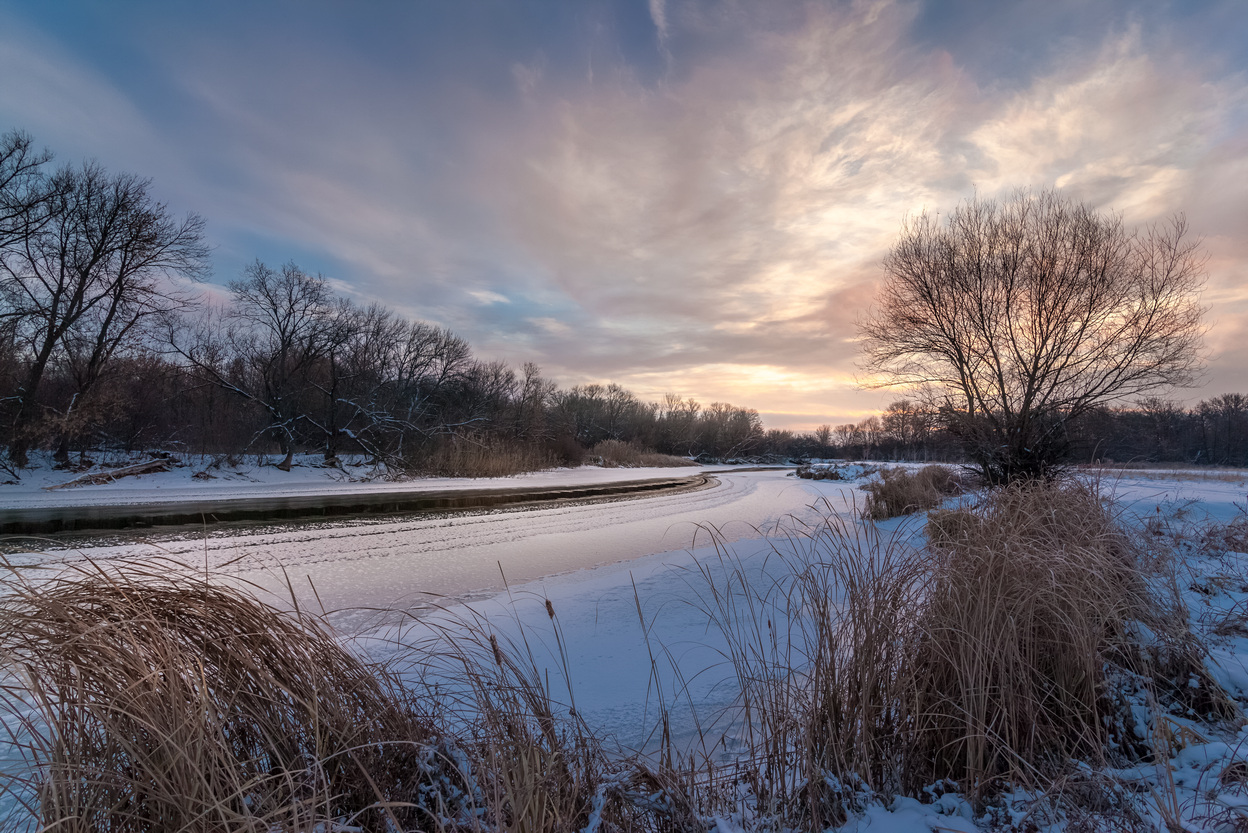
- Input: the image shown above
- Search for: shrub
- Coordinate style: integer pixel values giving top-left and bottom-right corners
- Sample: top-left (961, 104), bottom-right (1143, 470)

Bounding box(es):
top-left (545, 433), bottom-right (587, 467)
top-left (0, 563), bottom-right (459, 832)
top-left (860, 464), bottom-right (965, 520)
top-left (912, 482), bottom-right (1148, 795)
top-left (700, 482), bottom-right (1217, 812)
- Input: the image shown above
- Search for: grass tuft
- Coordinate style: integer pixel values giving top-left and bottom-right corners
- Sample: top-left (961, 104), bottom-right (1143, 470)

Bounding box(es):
top-left (860, 464), bottom-right (967, 519)
top-left (912, 482), bottom-right (1147, 794)
top-left (0, 562), bottom-right (459, 833)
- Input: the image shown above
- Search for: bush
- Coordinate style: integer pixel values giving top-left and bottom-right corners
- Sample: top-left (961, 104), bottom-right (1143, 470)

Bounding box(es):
top-left (701, 481), bottom-right (1217, 813)
top-left (912, 482), bottom-right (1147, 794)
top-left (0, 563), bottom-right (458, 832)
top-left (545, 433), bottom-right (587, 467)
top-left (860, 464), bottom-right (965, 519)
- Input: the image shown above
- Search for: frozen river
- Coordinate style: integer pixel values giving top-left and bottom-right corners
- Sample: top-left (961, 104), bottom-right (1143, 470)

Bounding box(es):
top-left (5, 467), bottom-right (861, 751)
top-left (5, 468), bottom-right (846, 627)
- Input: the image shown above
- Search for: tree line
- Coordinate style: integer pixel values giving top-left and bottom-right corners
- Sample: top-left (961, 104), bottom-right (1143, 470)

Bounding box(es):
top-left (818, 395), bottom-right (1248, 468)
top-left (1, 130), bottom-right (772, 473)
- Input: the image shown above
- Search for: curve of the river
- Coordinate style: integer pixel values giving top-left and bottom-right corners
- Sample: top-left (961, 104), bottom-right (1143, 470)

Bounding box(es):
top-left (5, 469), bottom-right (852, 633)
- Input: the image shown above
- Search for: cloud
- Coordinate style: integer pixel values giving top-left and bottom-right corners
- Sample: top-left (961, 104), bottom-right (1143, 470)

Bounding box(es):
top-left (469, 290), bottom-right (511, 305)
top-left (649, 0), bottom-right (670, 58)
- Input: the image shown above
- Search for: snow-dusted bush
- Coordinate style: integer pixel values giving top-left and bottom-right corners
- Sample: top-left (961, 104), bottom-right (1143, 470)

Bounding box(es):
top-left (860, 464), bottom-right (967, 519)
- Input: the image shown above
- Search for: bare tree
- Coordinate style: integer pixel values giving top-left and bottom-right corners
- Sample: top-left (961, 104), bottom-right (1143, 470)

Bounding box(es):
top-left (859, 189), bottom-right (1206, 483)
top-left (173, 261), bottom-right (332, 469)
top-left (0, 130), bottom-right (57, 249)
top-left (880, 399), bottom-right (934, 459)
top-left (813, 423), bottom-right (833, 456)
top-left (2, 159), bottom-right (207, 466)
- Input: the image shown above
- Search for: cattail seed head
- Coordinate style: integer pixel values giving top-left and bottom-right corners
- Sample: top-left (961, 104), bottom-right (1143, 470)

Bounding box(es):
top-left (489, 633), bottom-right (503, 666)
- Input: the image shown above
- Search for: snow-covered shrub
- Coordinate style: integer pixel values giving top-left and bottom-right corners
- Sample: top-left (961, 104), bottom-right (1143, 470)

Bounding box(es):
top-left (860, 464), bottom-right (966, 519)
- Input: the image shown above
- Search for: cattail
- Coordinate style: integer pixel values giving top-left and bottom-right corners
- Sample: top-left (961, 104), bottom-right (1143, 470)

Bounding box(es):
top-left (489, 633), bottom-right (503, 666)
top-left (545, 598), bottom-right (555, 619)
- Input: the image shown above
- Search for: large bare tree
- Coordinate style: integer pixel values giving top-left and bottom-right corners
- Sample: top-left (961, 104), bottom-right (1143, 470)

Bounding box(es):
top-left (1, 157), bottom-right (208, 466)
top-left (859, 189), bottom-right (1206, 483)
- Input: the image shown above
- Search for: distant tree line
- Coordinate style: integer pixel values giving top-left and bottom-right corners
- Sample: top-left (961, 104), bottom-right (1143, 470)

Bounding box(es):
top-left (815, 396), bottom-right (1248, 468)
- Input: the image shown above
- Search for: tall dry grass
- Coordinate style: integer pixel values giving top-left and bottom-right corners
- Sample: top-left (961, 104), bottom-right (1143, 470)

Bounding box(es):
top-left (0, 562), bottom-right (463, 833)
top-left (913, 483), bottom-right (1147, 794)
top-left (418, 438), bottom-right (556, 478)
top-left (589, 440), bottom-right (694, 469)
top-left (0, 481), bottom-right (1230, 831)
top-left (386, 597), bottom-right (614, 833)
top-left (679, 510), bottom-right (929, 827)
top-left (860, 464), bottom-right (966, 520)
top-left (0, 561), bottom-right (653, 833)
top-left (684, 482), bottom-right (1219, 820)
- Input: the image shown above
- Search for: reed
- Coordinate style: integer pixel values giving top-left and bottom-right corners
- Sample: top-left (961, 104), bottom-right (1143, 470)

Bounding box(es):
top-left (0, 481), bottom-right (1232, 831)
top-left (0, 560), bottom-right (459, 833)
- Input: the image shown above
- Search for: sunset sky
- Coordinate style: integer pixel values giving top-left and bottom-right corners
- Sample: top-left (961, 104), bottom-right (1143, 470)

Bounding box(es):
top-left (1, 0), bottom-right (1244, 430)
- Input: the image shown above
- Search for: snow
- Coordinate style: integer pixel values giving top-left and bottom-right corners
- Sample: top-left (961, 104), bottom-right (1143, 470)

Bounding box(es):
top-left (2, 466), bottom-right (846, 629)
top-left (4, 463), bottom-right (1248, 832)
top-left (0, 452), bottom-right (720, 510)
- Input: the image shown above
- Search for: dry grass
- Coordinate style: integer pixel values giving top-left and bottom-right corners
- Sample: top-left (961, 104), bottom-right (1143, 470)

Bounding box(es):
top-left (418, 438), bottom-right (556, 478)
top-left (0, 561), bottom-right (460, 832)
top-left (589, 440), bottom-right (695, 469)
top-left (860, 464), bottom-right (967, 520)
top-left (385, 598), bottom-right (609, 833)
top-left (913, 483), bottom-right (1148, 795)
top-left (0, 562), bottom-right (656, 833)
top-left (682, 509), bottom-right (929, 826)
top-left (685, 482), bottom-right (1220, 818)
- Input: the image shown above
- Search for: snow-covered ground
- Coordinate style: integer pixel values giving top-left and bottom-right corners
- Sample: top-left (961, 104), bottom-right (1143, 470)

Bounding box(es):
top-left (369, 469), bottom-right (1248, 735)
top-left (0, 452), bottom-right (718, 510)
top-left (4, 463), bottom-right (1248, 831)
top-left (359, 467), bottom-right (1248, 831)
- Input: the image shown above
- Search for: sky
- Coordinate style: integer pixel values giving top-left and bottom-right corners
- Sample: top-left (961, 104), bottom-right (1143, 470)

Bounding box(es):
top-left (1, 0), bottom-right (1245, 431)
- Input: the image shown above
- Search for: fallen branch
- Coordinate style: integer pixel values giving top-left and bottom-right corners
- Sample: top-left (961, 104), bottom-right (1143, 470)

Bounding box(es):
top-left (42, 458), bottom-right (171, 491)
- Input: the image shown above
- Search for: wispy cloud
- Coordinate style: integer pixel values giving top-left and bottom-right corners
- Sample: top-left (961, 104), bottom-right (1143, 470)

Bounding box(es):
top-left (649, 0), bottom-right (671, 60)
